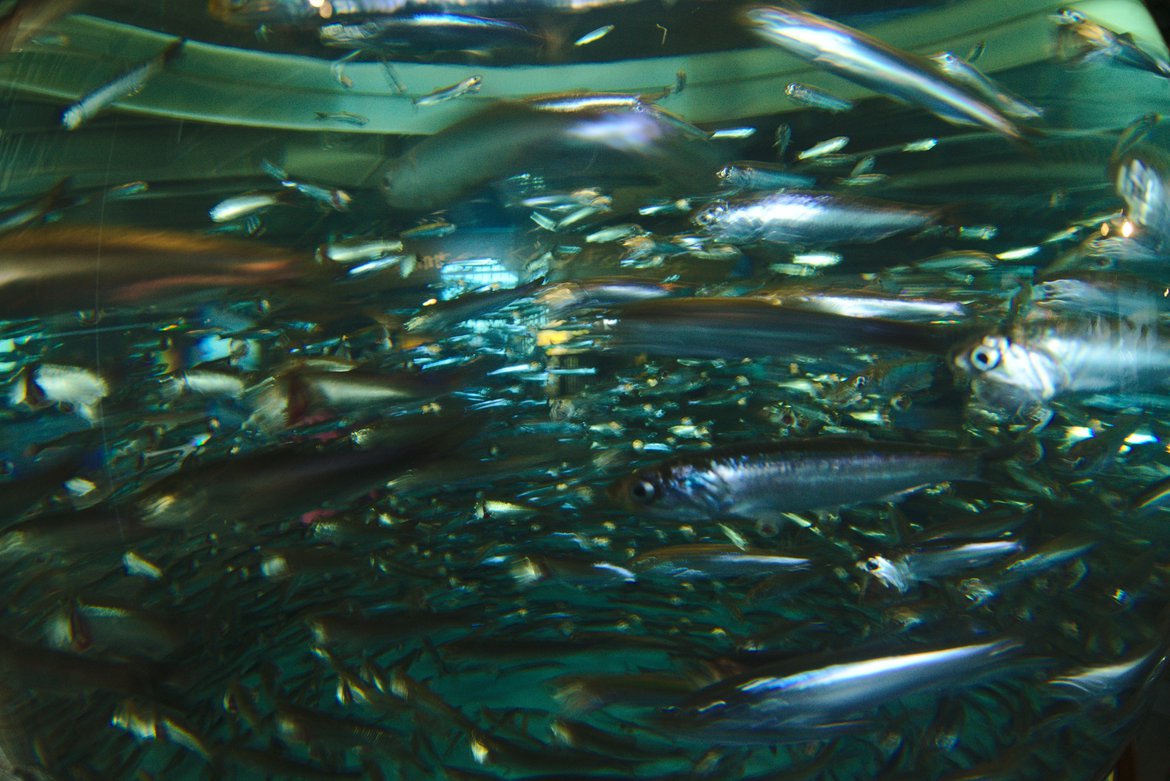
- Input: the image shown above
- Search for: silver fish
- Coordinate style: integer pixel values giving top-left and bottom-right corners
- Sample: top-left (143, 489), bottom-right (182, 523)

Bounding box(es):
top-left (929, 52), bottom-right (1043, 120)
top-left (413, 75), bottom-right (483, 107)
top-left (62, 39), bottom-right (183, 130)
top-left (610, 438), bottom-right (983, 525)
top-left (861, 539), bottom-right (1023, 593)
top-left (784, 82), bottom-right (854, 113)
top-left (743, 6), bottom-right (1026, 141)
top-left (954, 317), bottom-right (1170, 411)
top-left (693, 191), bottom-right (937, 247)
top-left (667, 638), bottom-right (1022, 742)
top-left (1053, 8), bottom-right (1170, 80)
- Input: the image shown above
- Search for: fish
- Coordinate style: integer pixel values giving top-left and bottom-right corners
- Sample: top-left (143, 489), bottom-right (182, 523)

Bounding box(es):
top-left (209, 191), bottom-right (290, 223)
top-left (662, 638), bottom-right (1022, 743)
top-left (62, 39), bottom-right (184, 130)
top-left (320, 14), bottom-right (534, 53)
top-left (953, 317), bottom-right (1170, 413)
top-left (574, 24), bottom-right (614, 46)
top-left (1053, 8), bottom-right (1170, 80)
top-left (929, 52), bottom-right (1044, 120)
top-left (0, 179), bottom-right (79, 235)
top-left (610, 438), bottom-right (984, 527)
top-left (784, 82), bottom-right (853, 113)
top-left (379, 102), bottom-right (720, 210)
top-left (0, 0), bottom-right (85, 54)
top-left (413, 75), bottom-right (483, 107)
top-left (0, 225), bottom-right (318, 317)
top-left (209, 0), bottom-right (641, 27)
top-left (717, 162), bottom-right (817, 192)
top-left (860, 539), bottom-right (1024, 593)
top-left (693, 191), bottom-right (938, 247)
top-left (743, 6), bottom-right (1027, 141)
top-left (631, 544), bottom-right (812, 578)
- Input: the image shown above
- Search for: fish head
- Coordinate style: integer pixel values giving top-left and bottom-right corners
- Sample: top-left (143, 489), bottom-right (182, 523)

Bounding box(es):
top-left (953, 333), bottom-right (1063, 412)
top-left (741, 6), bottom-right (829, 60)
top-left (608, 464), bottom-right (726, 521)
top-left (693, 200), bottom-right (729, 231)
top-left (1050, 8), bottom-right (1087, 25)
top-left (858, 555), bottom-right (910, 593)
top-left (930, 51), bottom-right (961, 70)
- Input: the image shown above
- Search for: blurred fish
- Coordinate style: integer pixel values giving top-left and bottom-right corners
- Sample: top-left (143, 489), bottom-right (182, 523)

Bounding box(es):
top-left (631, 544), bottom-right (811, 578)
top-left (0, 225), bottom-right (319, 317)
top-left (954, 317), bottom-right (1170, 413)
top-left (210, 0), bottom-right (640, 27)
top-left (610, 438), bottom-right (984, 526)
top-left (321, 14), bottom-right (534, 52)
top-left (784, 82), bottom-right (853, 113)
top-left (743, 5), bottom-right (1027, 141)
top-left (662, 638), bottom-right (1022, 743)
top-left (413, 75), bottom-right (484, 107)
top-left (1053, 8), bottom-right (1170, 80)
top-left (62, 39), bottom-right (184, 130)
top-left (861, 539), bottom-right (1023, 593)
top-left (0, 0), bottom-right (85, 54)
top-left (929, 52), bottom-right (1043, 120)
top-left (693, 191), bottom-right (938, 247)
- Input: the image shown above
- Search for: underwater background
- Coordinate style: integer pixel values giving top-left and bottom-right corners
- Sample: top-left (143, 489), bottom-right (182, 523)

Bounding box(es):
top-left (2, 0), bottom-right (1170, 779)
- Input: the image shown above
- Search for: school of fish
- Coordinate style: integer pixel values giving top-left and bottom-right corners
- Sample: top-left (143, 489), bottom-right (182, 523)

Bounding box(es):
top-left (1, 0), bottom-right (1170, 779)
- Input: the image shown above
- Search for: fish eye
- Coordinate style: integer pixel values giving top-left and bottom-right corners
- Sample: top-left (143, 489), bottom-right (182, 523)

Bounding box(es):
top-left (864, 559), bottom-right (880, 571)
top-left (853, 375), bottom-right (868, 389)
top-left (695, 202), bottom-right (727, 227)
top-left (969, 344), bottom-right (1000, 372)
top-left (629, 480), bottom-right (657, 503)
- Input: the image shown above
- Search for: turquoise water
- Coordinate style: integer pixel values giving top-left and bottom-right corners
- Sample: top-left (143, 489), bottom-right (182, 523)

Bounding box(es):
top-left (0, 1), bottom-right (1169, 779)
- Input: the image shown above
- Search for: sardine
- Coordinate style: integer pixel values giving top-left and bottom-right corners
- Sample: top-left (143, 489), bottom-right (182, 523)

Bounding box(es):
top-left (743, 6), bottom-right (1026, 141)
top-left (1053, 8), bottom-right (1170, 80)
top-left (954, 317), bottom-right (1170, 412)
top-left (62, 39), bottom-right (184, 130)
top-left (784, 82), bottom-right (853, 113)
top-left (929, 52), bottom-right (1043, 120)
top-left (693, 191), bottom-right (937, 246)
top-left (413, 75), bottom-right (483, 107)
top-left (610, 438), bottom-right (983, 525)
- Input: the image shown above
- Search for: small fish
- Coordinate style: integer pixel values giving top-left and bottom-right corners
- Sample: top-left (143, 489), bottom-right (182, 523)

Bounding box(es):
top-left (0, 178), bottom-right (78, 235)
top-left (631, 544), bottom-right (811, 579)
top-left (574, 24), bottom-right (614, 46)
top-left (317, 237), bottom-right (406, 265)
top-left (774, 123), bottom-right (792, 157)
top-left (717, 163), bottom-right (816, 193)
top-left (664, 638), bottom-right (1022, 743)
top-left (860, 539), bottom-right (1023, 593)
top-left (929, 52), bottom-right (1043, 119)
top-left (797, 135), bottom-right (849, 160)
top-left (413, 75), bottom-right (483, 107)
top-left (314, 111), bottom-right (369, 126)
top-left (62, 39), bottom-right (184, 130)
top-left (209, 191), bottom-right (288, 223)
top-left (784, 82), bottom-right (854, 113)
top-left (262, 160), bottom-right (353, 211)
top-left (10, 364), bottom-right (108, 422)
top-left (1053, 8), bottom-right (1170, 80)
top-left (610, 438), bottom-right (984, 527)
top-left (709, 127), bottom-right (758, 140)
top-left (0, 0), bottom-right (84, 54)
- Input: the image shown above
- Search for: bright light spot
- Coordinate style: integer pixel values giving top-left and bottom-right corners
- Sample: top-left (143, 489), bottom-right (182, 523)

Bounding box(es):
top-left (309, 0), bottom-right (323, 6)
top-left (1100, 222), bottom-right (1110, 236)
top-left (1125, 433), bottom-right (1157, 445)
top-left (1064, 426), bottom-right (1093, 442)
top-left (1121, 220), bottom-right (1135, 238)
top-left (793, 252), bottom-right (842, 268)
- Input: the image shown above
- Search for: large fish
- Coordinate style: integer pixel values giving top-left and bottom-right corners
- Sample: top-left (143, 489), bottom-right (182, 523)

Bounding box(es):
top-left (610, 438), bottom-right (983, 527)
top-left (743, 5), bottom-right (1028, 141)
top-left (210, 0), bottom-right (640, 27)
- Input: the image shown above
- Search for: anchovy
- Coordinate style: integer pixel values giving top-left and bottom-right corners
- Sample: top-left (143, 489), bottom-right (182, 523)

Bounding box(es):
top-left (574, 24), bottom-right (614, 46)
top-left (784, 82), bottom-right (853, 113)
top-left (1053, 8), bottom-right (1170, 80)
top-left (209, 191), bottom-right (289, 223)
top-left (929, 52), bottom-right (1043, 119)
top-left (717, 162), bottom-right (816, 192)
top-left (861, 539), bottom-right (1023, 593)
top-left (210, 0), bottom-right (640, 27)
top-left (665, 638), bottom-right (1022, 742)
top-left (62, 39), bottom-right (184, 130)
top-left (320, 13), bottom-right (534, 52)
top-left (610, 438), bottom-right (983, 524)
top-left (743, 6), bottom-right (1026, 141)
top-left (954, 317), bottom-right (1170, 411)
top-left (632, 544), bottom-right (811, 578)
top-left (693, 191), bottom-right (937, 247)
top-left (413, 75), bottom-right (483, 107)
